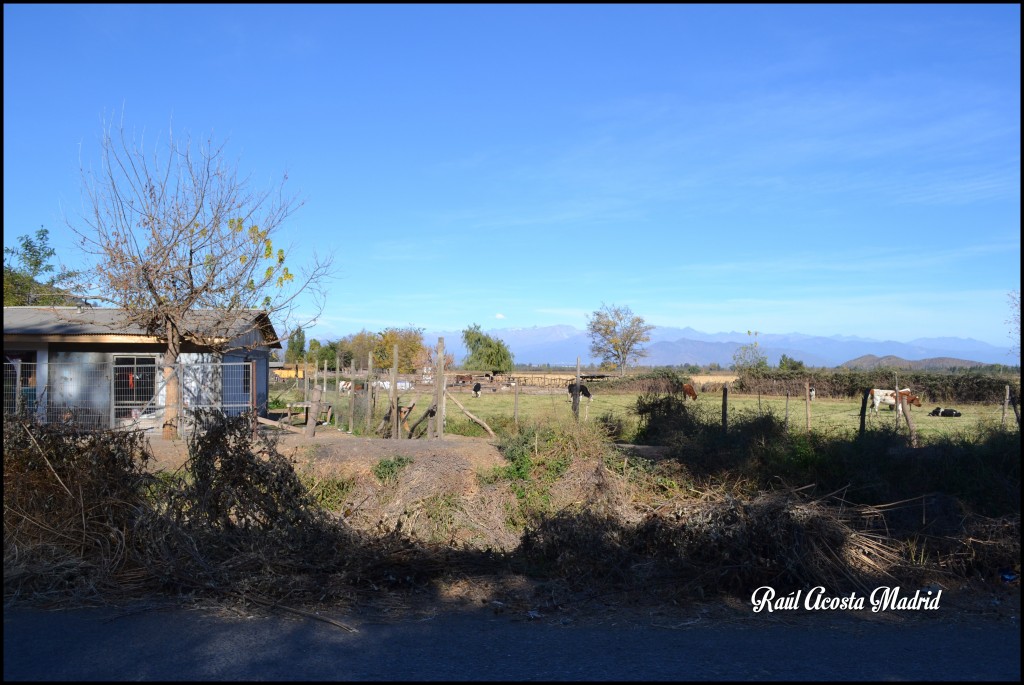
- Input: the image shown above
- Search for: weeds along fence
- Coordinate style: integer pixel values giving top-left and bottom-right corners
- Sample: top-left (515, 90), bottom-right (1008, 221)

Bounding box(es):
top-left (2, 359), bottom-right (257, 438)
top-left (733, 368), bottom-right (1021, 404)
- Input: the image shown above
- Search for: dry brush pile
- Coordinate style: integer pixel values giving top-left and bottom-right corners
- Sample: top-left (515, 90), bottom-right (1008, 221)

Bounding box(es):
top-left (4, 409), bottom-right (1018, 613)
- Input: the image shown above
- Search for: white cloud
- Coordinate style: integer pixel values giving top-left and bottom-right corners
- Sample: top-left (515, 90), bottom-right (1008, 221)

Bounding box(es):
top-left (495, 313), bottom-right (506, 319)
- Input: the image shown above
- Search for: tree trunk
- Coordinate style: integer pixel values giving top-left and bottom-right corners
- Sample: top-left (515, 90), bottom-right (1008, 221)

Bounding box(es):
top-left (161, 331), bottom-right (182, 440)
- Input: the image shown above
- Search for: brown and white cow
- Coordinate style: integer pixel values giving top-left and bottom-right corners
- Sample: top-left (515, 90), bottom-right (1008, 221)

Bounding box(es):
top-left (682, 383), bottom-right (698, 401)
top-left (869, 388), bottom-right (922, 415)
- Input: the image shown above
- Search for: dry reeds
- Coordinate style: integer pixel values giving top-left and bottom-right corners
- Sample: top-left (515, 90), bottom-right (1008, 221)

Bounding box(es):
top-left (4, 410), bottom-right (1018, 613)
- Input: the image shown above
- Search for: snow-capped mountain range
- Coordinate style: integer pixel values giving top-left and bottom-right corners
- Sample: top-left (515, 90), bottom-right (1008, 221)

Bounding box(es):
top-left (422, 325), bottom-right (1017, 368)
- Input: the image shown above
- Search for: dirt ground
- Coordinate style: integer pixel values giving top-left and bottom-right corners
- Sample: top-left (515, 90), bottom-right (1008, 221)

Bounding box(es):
top-left (138, 427), bottom-right (1020, 627)
top-left (144, 427), bottom-right (505, 475)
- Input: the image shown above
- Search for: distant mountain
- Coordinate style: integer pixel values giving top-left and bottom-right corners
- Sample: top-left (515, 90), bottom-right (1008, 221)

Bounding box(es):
top-left (840, 355), bottom-right (990, 370)
top-left (421, 325), bottom-right (1017, 368)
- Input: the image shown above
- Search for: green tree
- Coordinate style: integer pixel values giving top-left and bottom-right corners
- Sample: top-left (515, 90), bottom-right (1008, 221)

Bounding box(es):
top-left (285, 328), bottom-right (306, 365)
top-left (778, 354), bottom-right (805, 371)
top-left (461, 323), bottom-right (514, 372)
top-left (313, 339), bottom-right (338, 369)
top-left (307, 339), bottom-right (322, 363)
top-left (334, 340), bottom-right (354, 370)
top-left (586, 303), bottom-right (654, 376)
top-left (3, 228), bottom-right (80, 306)
top-left (338, 329), bottom-right (377, 371)
top-left (732, 330), bottom-right (769, 371)
top-left (373, 326), bottom-right (426, 373)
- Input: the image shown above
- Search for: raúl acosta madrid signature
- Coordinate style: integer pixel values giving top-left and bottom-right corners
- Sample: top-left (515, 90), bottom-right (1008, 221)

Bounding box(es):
top-left (750, 585), bottom-right (941, 613)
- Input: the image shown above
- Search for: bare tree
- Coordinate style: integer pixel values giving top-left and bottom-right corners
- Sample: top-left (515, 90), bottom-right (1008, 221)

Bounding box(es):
top-left (586, 303), bottom-right (654, 376)
top-left (68, 115), bottom-right (334, 438)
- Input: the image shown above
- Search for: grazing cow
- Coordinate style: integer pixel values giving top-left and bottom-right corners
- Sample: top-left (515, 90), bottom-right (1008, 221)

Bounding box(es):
top-left (472, 382), bottom-right (482, 398)
top-left (567, 382), bottom-right (592, 403)
top-left (869, 388), bottom-right (922, 415)
top-left (929, 407), bottom-right (962, 417)
top-left (454, 374), bottom-right (473, 386)
top-left (682, 383), bottom-right (698, 401)
top-left (809, 386), bottom-right (816, 402)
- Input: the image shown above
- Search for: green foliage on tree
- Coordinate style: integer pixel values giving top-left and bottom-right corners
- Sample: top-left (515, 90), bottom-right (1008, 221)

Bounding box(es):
top-left (307, 339), bottom-right (338, 369)
top-left (285, 328), bottom-right (306, 365)
top-left (308, 339), bottom-right (322, 362)
top-left (373, 326), bottom-right (426, 373)
top-left (337, 329), bottom-right (377, 371)
top-left (586, 303), bottom-right (654, 376)
top-left (732, 330), bottom-right (769, 372)
top-left (461, 323), bottom-right (514, 372)
top-left (778, 354), bottom-right (805, 371)
top-left (3, 228), bottom-right (81, 306)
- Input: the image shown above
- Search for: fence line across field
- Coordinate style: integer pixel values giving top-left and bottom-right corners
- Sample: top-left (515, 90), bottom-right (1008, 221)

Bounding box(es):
top-left (7, 358), bottom-right (1019, 439)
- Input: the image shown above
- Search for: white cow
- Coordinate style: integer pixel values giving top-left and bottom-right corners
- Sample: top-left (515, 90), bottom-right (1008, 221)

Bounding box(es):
top-left (869, 388), bottom-right (922, 416)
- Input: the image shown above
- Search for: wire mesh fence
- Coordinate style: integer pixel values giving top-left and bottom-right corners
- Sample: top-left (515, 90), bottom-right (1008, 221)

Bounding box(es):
top-left (3, 359), bottom-right (257, 437)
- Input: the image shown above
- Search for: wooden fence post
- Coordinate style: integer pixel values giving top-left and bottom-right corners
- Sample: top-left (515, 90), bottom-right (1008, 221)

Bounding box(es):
top-left (859, 388), bottom-right (870, 438)
top-left (304, 386), bottom-right (321, 438)
top-left (365, 351), bottom-right (373, 435)
top-left (721, 384), bottom-right (729, 434)
top-left (434, 337), bottom-right (445, 439)
top-left (572, 357), bottom-right (581, 420)
top-left (391, 344), bottom-right (400, 440)
top-left (347, 377), bottom-right (355, 434)
top-left (1003, 385), bottom-right (1010, 428)
top-left (514, 380), bottom-right (520, 427)
top-left (784, 391), bottom-right (789, 431)
top-left (894, 372), bottom-right (900, 430)
top-left (900, 395), bottom-right (917, 448)
top-left (805, 381), bottom-right (811, 432)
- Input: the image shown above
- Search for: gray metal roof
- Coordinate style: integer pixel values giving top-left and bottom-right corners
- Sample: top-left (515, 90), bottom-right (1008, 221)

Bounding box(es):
top-left (3, 307), bottom-right (282, 348)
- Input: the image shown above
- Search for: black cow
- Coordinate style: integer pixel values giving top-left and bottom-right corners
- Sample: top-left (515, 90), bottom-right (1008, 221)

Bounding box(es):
top-left (472, 382), bottom-right (482, 398)
top-left (929, 407), bottom-right (962, 417)
top-left (566, 382), bottom-right (592, 403)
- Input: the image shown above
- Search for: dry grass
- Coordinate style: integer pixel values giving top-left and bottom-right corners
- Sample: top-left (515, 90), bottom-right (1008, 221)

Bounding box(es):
top-left (4, 411), bottom-right (1018, 616)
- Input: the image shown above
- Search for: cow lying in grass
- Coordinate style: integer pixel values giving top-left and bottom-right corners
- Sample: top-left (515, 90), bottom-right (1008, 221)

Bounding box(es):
top-left (928, 407), bottom-right (962, 417)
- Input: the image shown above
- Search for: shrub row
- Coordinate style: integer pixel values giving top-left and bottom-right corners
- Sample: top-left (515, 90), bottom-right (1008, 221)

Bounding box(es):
top-left (732, 368), bottom-right (1020, 403)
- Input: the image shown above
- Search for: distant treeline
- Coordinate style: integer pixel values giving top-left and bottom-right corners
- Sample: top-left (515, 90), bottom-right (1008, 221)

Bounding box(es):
top-left (732, 368), bottom-right (1021, 404)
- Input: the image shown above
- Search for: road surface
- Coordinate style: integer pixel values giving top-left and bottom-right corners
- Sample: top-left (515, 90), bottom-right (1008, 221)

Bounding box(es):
top-left (4, 600), bottom-right (1019, 681)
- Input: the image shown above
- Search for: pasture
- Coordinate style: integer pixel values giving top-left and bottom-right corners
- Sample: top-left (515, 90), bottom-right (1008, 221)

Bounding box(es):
top-left (271, 379), bottom-right (1015, 442)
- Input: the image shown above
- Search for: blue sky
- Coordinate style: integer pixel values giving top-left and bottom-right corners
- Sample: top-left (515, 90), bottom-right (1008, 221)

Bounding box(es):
top-left (4, 4), bottom-right (1020, 348)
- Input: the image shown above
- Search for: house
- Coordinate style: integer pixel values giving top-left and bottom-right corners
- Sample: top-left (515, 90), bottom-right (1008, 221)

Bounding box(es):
top-left (3, 306), bottom-right (281, 431)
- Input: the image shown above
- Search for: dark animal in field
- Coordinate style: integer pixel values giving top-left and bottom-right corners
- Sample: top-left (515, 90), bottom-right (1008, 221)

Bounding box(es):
top-left (682, 383), bottom-right (698, 401)
top-left (929, 407), bottom-right (962, 417)
top-left (809, 386), bottom-right (816, 402)
top-left (454, 374), bottom-right (473, 385)
top-left (472, 382), bottom-right (482, 398)
top-left (567, 382), bottom-right (592, 403)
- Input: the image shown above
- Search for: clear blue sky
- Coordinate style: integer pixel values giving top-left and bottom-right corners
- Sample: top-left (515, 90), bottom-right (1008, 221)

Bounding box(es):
top-left (4, 4), bottom-right (1020, 348)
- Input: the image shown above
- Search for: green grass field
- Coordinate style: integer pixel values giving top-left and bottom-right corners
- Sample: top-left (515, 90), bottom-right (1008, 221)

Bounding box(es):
top-left (271, 382), bottom-right (1016, 442)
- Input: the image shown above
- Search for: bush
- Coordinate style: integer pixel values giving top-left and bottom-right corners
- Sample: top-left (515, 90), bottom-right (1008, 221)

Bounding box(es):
top-left (372, 456), bottom-right (413, 485)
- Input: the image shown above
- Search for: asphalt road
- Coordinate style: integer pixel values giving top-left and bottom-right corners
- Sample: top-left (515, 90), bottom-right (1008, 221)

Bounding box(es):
top-left (4, 602), bottom-right (1020, 681)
